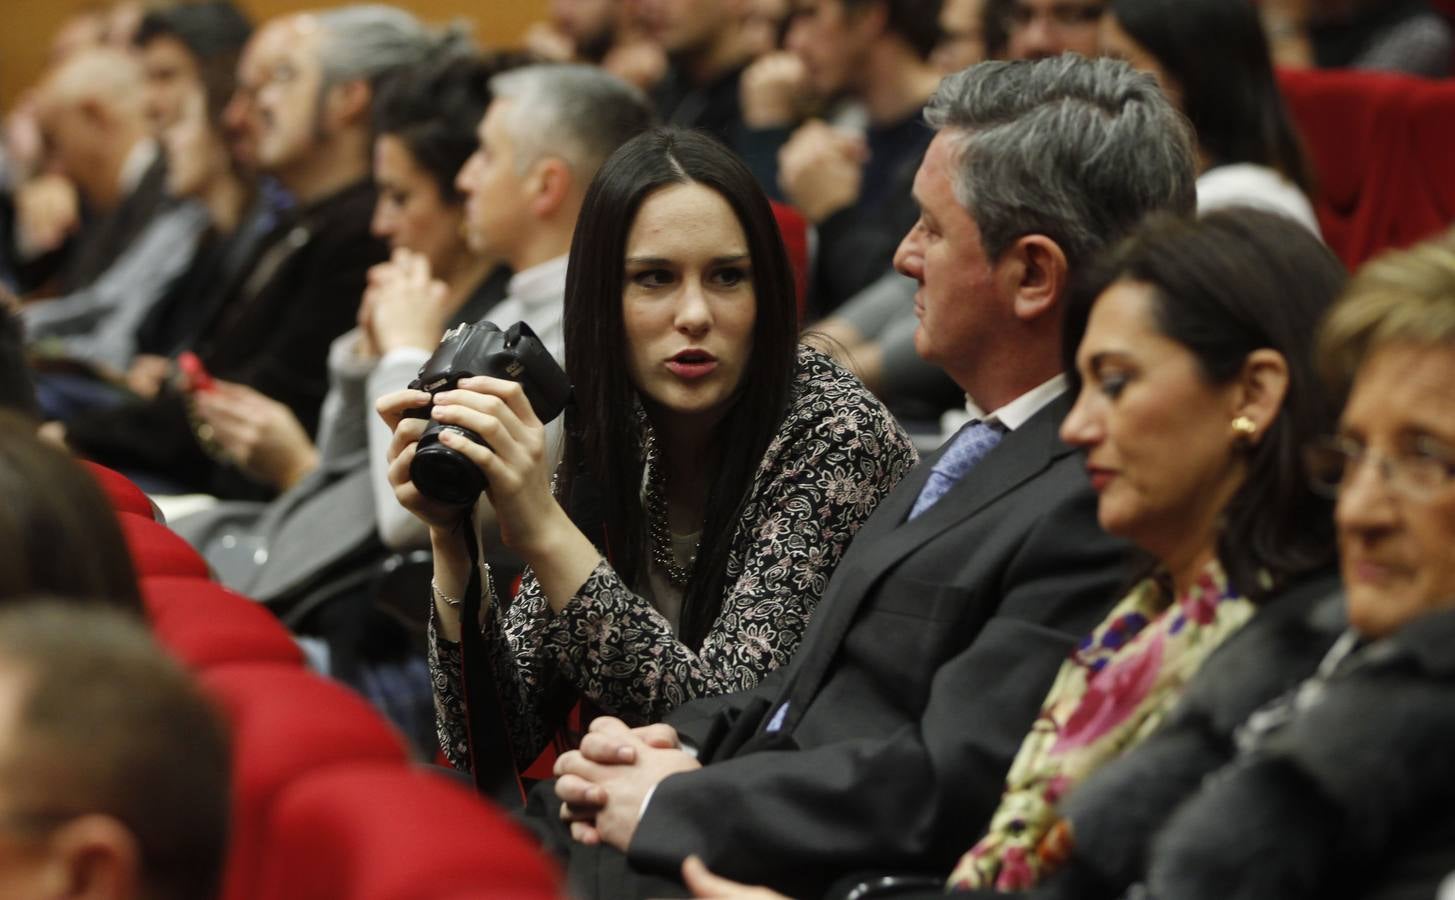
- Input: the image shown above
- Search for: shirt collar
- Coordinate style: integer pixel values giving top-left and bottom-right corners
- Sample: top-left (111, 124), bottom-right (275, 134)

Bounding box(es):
top-left (963, 373), bottom-right (1068, 432)
top-left (506, 255), bottom-right (569, 307)
top-left (119, 138), bottom-right (158, 197)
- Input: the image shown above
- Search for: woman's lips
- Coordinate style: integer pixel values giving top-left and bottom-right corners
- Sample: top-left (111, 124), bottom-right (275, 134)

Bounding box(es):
top-left (666, 350), bottom-right (718, 379)
top-left (1087, 467), bottom-right (1116, 492)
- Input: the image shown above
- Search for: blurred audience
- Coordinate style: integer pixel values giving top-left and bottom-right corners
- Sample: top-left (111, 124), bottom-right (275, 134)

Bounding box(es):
top-left (641, 0), bottom-right (758, 146)
top-left (743, 0), bottom-right (942, 316)
top-left (134, 0), bottom-right (254, 131)
top-left (530, 56), bottom-right (1194, 898)
top-left (1262, 0), bottom-right (1453, 78)
top-left (0, 305), bottom-right (40, 421)
top-left (933, 0), bottom-right (989, 71)
top-left (1100, 0), bottom-right (1319, 233)
top-left (526, 0), bottom-right (623, 63)
top-left (58, 6), bottom-right (439, 501)
top-left (16, 2), bottom-right (255, 392)
top-left (0, 601), bottom-right (230, 900)
top-left (1003, 0), bottom-right (1103, 59)
top-left (19, 48), bottom-right (181, 295)
top-left (170, 47), bottom-right (511, 677)
top-left (126, 40), bottom-right (266, 400)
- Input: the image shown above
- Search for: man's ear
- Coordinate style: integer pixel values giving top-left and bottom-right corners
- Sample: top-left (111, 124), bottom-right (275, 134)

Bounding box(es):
top-left (528, 157), bottom-right (574, 220)
top-left (48, 814), bottom-right (141, 900)
top-left (77, 98), bottom-right (109, 133)
top-left (1231, 348), bottom-right (1290, 446)
top-left (324, 78), bottom-right (372, 130)
top-left (1001, 234), bottom-right (1067, 325)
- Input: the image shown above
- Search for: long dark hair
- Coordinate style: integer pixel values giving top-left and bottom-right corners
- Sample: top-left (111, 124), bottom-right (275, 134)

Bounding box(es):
top-left (0, 414), bottom-right (142, 611)
top-left (1063, 207), bottom-right (1345, 600)
top-left (1109, 0), bottom-right (1314, 194)
top-left (560, 128), bottom-right (798, 650)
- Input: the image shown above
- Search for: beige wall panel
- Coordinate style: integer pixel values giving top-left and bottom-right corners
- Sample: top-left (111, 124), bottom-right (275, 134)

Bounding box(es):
top-left (1, 0), bottom-right (547, 111)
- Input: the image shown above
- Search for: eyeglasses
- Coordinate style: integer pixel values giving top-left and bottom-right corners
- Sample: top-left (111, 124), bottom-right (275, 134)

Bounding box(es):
top-left (1304, 434), bottom-right (1455, 501)
top-left (1002, 2), bottom-right (1106, 31)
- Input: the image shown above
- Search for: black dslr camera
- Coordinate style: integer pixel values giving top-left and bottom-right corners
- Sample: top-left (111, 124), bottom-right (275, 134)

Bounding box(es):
top-left (403, 320), bottom-right (571, 506)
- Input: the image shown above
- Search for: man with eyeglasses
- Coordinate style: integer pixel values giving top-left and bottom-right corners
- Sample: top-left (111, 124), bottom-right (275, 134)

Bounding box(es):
top-left (1003, 0), bottom-right (1104, 59)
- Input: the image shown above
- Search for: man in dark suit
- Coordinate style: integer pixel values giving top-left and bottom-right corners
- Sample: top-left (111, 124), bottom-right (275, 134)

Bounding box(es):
top-left (539, 55), bottom-right (1199, 899)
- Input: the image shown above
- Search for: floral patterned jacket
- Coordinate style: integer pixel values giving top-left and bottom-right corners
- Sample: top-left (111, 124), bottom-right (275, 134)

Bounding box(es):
top-left (431, 347), bottom-right (918, 770)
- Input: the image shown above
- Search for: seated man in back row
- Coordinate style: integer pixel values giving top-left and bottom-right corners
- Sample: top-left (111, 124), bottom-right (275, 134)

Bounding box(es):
top-left (526, 55), bottom-right (1198, 898)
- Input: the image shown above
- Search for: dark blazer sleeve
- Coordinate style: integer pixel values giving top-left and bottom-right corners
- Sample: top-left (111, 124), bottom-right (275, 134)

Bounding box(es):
top-left (626, 478), bottom-right (1129, 896)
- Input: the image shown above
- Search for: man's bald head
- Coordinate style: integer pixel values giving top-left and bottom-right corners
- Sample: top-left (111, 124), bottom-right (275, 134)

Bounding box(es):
top-left (41, 46), bottom-right (146, 120)
top-left (36, 48), bottom-right (151, 208)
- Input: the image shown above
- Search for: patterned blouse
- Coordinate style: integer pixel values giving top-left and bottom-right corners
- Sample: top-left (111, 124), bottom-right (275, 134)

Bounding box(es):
top-left (947, 560), bottom-right (1255, 891)
top-left (431, 347), bottom-right (918, 770)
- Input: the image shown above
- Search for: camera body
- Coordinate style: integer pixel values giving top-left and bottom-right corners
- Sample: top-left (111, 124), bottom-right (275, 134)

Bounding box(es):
top-left (404, 320), bottom-right (570, 506)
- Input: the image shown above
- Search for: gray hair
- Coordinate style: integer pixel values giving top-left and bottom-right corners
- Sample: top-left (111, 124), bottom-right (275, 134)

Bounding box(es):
top-left (926, 55), bottom-right (1198, 272)
top-left (489, 64), bottom-right (655, 182)
top-left (314, 4), bottom-right (437, 88)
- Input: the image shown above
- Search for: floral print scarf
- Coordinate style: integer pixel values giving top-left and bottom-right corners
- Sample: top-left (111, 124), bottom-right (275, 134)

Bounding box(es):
top-left (947, 560), bottom-right (1253, 891)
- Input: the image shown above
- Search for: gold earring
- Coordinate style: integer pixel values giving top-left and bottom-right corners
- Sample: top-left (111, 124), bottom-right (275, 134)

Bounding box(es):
top-left (1231, 416), bottom-right (1257, 443)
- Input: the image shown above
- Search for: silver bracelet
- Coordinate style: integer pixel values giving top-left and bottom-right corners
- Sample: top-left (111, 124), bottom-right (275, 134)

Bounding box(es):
top-left (431, 578), bottom-right (463, 609)
top-left (431, 562), bottom-right (495, 611)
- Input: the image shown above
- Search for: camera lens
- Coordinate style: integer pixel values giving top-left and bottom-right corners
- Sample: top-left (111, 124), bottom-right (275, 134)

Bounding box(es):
top-left (410, 425), bottom-right (488, 506)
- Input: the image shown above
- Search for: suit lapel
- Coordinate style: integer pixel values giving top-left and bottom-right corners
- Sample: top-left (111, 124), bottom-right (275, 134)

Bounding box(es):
top-left (780, 393), bottom-right (1078, 721)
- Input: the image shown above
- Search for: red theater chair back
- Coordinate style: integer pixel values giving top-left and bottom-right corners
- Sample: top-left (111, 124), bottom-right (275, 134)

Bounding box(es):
top-left (1278, 67), bottom-right (1455, 269)
top-left (253, 764), bottom-right (560, 900)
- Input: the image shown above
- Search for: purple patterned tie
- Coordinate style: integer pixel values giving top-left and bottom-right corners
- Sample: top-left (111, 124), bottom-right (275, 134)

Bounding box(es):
top-left (908, 420), bottom-right (1005, 520)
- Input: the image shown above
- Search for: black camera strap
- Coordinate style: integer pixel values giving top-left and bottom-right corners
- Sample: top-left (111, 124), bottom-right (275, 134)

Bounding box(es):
top-left (456, 514), bottom-right (527, 809)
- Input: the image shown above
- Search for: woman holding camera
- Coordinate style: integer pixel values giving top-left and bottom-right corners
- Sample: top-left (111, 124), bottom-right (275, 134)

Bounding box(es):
top-left (380, 128), bottom-right (916, 772)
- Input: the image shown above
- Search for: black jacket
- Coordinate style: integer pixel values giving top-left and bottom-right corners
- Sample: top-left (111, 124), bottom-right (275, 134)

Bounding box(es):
top-left (67, 181), bottom-right (385, 500)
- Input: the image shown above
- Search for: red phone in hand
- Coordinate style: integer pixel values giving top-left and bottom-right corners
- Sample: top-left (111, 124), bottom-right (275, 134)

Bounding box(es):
top-left (177, 351), bottom-right (215, 393)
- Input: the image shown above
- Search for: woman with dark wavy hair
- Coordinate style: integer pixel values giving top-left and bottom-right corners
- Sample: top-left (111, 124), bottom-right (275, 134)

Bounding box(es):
top-left (381, 127), bottom-right (916, 773)
top-left (1100, 0), bottom-right (1320, 234)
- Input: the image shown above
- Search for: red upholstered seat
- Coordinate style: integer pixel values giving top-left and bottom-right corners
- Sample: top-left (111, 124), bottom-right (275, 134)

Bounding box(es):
top-left (1278, 68), bottom-right (1455, 269)
top-left (116, 511), bottom-right (210, 578)
top-left (81, 461), bottom-right (155, 518)
top-left (200, 663), bottom-right (409, 900)
top-left (141, 576), bottom-right (303, 669)
top-left (252, 764), bottom-right (560, 900)
top-left (771, 200), bottom-right (811, 324)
